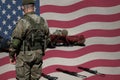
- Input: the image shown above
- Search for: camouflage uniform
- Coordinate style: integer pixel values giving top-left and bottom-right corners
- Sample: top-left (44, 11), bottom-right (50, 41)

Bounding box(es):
top-left (9, 0), bottom-right (50, 80)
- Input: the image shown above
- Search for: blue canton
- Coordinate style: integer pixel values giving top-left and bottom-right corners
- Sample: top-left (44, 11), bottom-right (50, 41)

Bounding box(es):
top-left (0, 0), bottom-right (39, 49)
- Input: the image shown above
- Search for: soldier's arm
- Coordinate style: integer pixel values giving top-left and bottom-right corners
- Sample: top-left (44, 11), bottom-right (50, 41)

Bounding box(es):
top-left (42, 17), bottom-right (51, 49)
top-left (9, 19), bottom-right (25, 59)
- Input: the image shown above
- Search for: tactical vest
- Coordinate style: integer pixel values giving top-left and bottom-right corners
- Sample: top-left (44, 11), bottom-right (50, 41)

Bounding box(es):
top-left (21, 15), bottom-right (46, 55)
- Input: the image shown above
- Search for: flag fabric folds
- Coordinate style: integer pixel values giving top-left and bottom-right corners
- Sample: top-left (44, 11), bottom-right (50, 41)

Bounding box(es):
top-left (0, 0), bottom-right (39, 49)
top-left (0, 0), bottom-right (120, 80)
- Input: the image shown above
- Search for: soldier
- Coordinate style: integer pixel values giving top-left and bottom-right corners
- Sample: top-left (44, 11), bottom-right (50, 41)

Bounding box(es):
top-left (50, 29), bottom-right (85, 46)
top-left (9, 0), bottom-right (50, 80)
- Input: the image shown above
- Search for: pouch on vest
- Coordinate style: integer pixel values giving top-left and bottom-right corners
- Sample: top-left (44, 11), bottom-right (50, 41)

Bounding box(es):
top-left (22, 15), bottom-right (46, 55)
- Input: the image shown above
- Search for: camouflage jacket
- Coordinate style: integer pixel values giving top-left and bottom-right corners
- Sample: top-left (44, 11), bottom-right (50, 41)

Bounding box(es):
top-left (9, 12), bottom-right (50, 59)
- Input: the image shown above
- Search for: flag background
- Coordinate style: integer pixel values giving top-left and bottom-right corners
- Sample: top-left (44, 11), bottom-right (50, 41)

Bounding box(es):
top-left (0, 0), bottom-right (120, 80)
top-left (0, 0), bottom-right (40, 49)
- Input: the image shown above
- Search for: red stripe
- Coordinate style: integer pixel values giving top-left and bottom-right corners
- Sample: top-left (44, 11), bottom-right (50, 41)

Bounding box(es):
top-left (0, 56), bottom-right (9, 66)
top-left (1, 73), bottom-right (120, 80)
top-left (1, 29), bottom-right (120, 66)
top-left (43, 44), bottom-right (120, 59)
top-left (1, 60), bottom-right (120, 79)
top-left (0, 44), bottom-right (120, 66)
top-left (80, 29), bottom-right (120, 38)
top-left (42, 60), bottom-right (120, 74)
top-left (86, 75), bottom-right (120, 80)
top-left (0, 71), bottom-right (16, 80)
top-left (40, 0), bottom-right (120, 13)
top-left (48, 13), bottom-right (120, 28)
top-left (1, 72), bottom-right (120, 80)
top-left (1, 44), bottom-right (120, 66)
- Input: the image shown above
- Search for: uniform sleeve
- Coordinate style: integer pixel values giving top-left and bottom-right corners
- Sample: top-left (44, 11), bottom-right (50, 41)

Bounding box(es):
top-left (44, 18), bottom-right (51, 47)
top-left (12, 20), bottom-right (25, 39)
top-left (9, 19), bottom-right (25, 58)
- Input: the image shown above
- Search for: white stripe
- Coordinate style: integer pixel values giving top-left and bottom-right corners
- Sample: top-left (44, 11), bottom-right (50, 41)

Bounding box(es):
top-left (43, 52), bottom-right (120, 68)
top-left (49, 20), bottom-right (120, 35)
top-left (1, 37), bottom-right (120, 58)
top-left (0, 52), bottom-right (8, 59)
top-left (0, 64), bottom-right (15, 75)
top-left (1, 52), bottom-right (120, 74)
top-left (41, 5), bottom-right (120, 21)
top-left (41, 72), bottom-right (86, 80)
top-left (46, 36), bottom-right (120, 51)
top-left (40, 0), bottom-right (82, 6)
top-left (79, 67), bottom-right (120, 78)
top-left (90, 67), bottom-right (120, 75)
top-left (86, 36), bottom-right (120, 46)
top-left (6, 67), bottom-right (120, 80)
top-left (8, 78), bottom-right (16, 80)
top-left (45, 67), bottom-right (120, 80)
top-left (8, 67), bottom-right (120, 80)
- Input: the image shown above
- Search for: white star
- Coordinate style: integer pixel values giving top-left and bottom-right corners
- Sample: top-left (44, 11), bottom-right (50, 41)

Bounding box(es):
top-left (7, 4), bottom-right (11, 9)
top-left (0, 27), bottom-right (2, 31)
top-left (22, 12), bottom-right (24, 15)
top-left (8, 25), bottom-right (12, 30)
top-left (2, 0), bottom-right (6, 4)
top-left (17, 6), bottom-right (21, 10)
top-left (7, 14), bottom-right (11, 19)
top-left (12, 10), bottom-right (16, 15)
top-left (12, 0), bottom-right (16, 4)
top-left (17, 16), bottom-right (21, 20)
top-left (2, 9), bottom-right (6, 14)
top-left (4, 31), bottom-right (8, 35)
top-left (2, 20), bottom-right (6, 25)
top-left (13, 21), bottom-right (16, 25)
top-left (35, 7), bottom-right (36, 12)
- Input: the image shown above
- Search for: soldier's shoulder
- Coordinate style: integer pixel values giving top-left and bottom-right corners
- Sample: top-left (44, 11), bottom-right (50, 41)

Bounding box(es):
top-left (40, 16), bottom-right (45, 21)
top-left (16, 17), bottom-right (26, 24)
top-left (40, 16), bottom-right (47, 24)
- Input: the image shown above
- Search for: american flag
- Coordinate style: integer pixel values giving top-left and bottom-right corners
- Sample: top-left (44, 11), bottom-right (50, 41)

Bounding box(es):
top-left (0, 0), bottom-right (39, 49)
top-left (0, 0), bottom-right (120, 80)
top-left (0, 0), bottom-right (22, 49)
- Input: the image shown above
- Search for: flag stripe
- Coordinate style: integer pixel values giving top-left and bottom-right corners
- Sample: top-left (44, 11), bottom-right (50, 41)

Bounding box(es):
top-left (81, 29), bottom-right (120, 38)
top-left (40, 0), bottom-right (120, 13)
top-left (1, 67), bottom-right (120, 80)
top-left (88, 75), bottom-right (120, 80)
top-left (40, 0), bottom-right (82, 6)
top-left (42, 60), bottom-right (120, 74)
top-left (43, 52), bottom-right (120, 68)
top-left (44, 44), bottom-right (120, 60)
top-left (47, 13), bottom-right (120, 28)
top-left (41, 5), bottom-right (120, 21)
top-left (50, 20), bottom-right (120, 35)
top-left (0, 53), bottom-right (8, 58)
top-left (1, 47), bottom-right (120, 66)
top-left (0, 56), bottom-right (9, 66)
top-left (1, 0), bottom-right (120, 79)
top-left (2, 59), bottom-right (120, 77)
top-left (2, 74), bottom-right (120, 80)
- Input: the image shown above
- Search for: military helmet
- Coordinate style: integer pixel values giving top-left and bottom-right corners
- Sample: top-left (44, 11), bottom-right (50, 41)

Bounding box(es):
top-left (62, 29), bottom-right (68, 36)
top-left (22, 0), bottom-right (35, 5)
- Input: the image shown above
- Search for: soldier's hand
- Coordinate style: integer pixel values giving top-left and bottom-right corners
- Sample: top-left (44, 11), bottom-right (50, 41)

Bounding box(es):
top-left (10, 57), bottom-right (16, 65)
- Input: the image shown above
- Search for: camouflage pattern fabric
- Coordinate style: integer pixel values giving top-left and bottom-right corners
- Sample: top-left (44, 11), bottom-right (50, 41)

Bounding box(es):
top-left (9, 12), bottom-right (50, 80)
